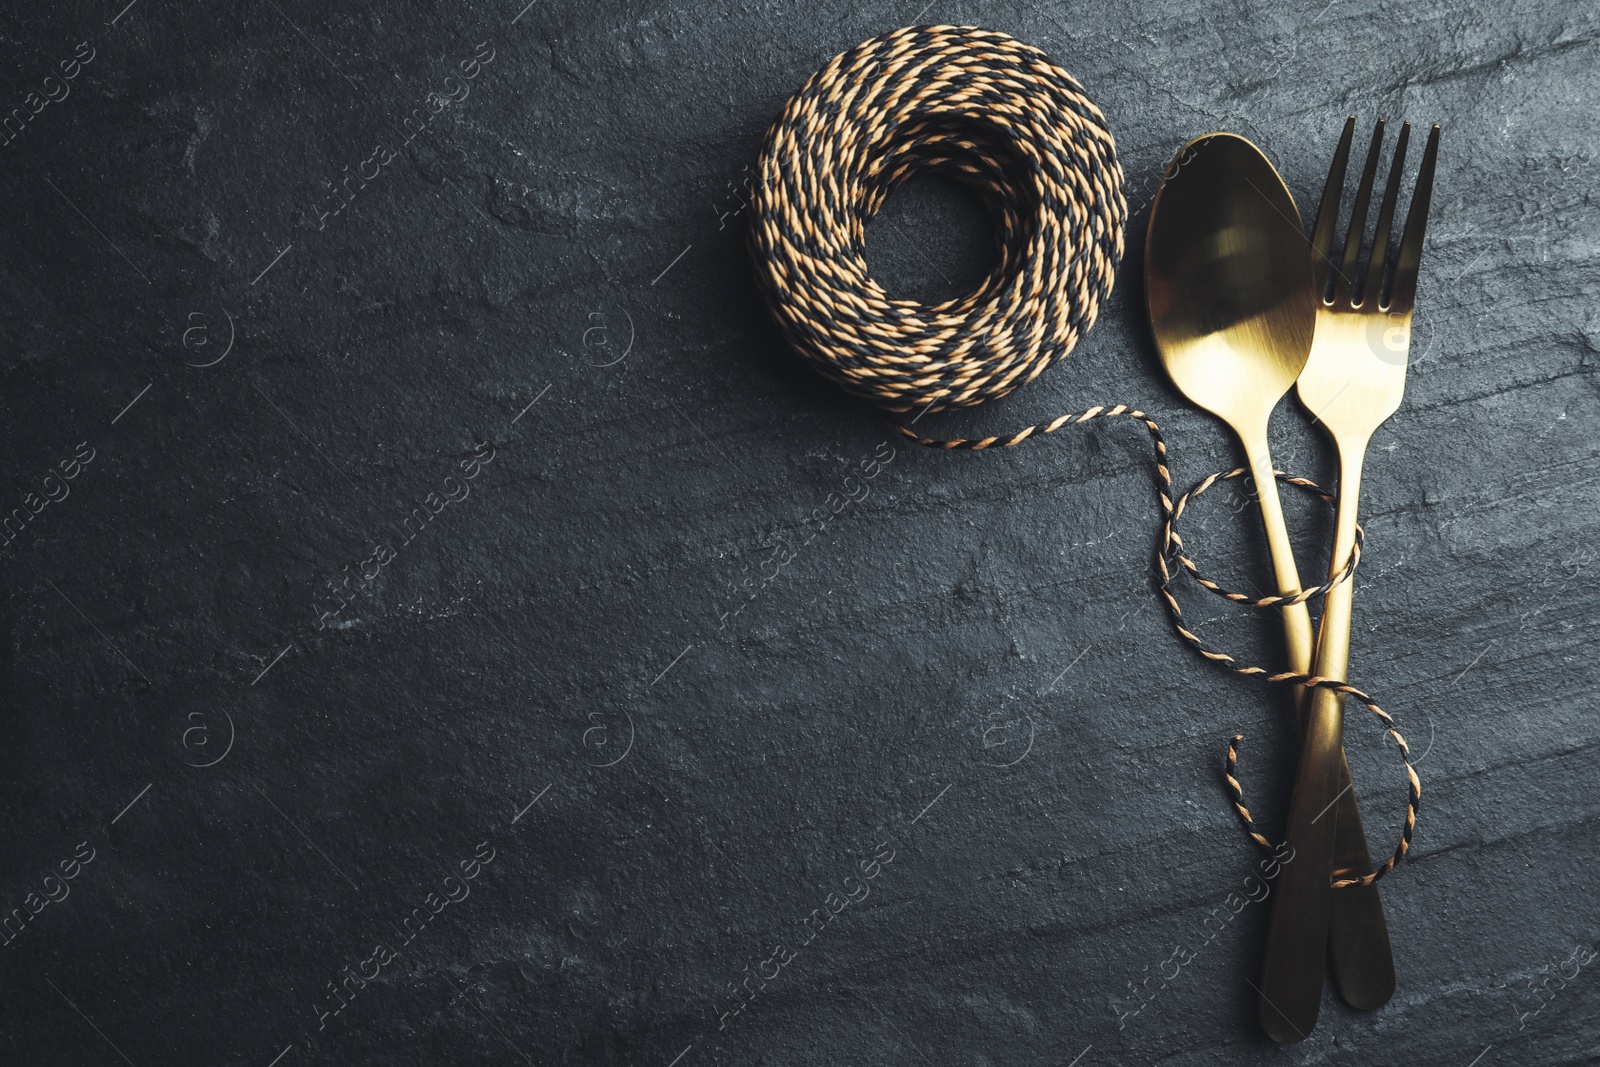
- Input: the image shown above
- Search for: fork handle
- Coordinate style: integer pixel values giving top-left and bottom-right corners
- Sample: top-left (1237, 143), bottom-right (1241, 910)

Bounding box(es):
top-left (1258, 443), bottom-right (1367, 1041)
top-left (1326, 742), bottom-right (1396, 1009)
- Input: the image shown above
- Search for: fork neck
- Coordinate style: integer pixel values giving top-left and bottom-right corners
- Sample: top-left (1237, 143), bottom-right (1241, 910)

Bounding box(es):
top-left (1327, 434), bottom-right (1370, 576)
top-left (1305, 431), bottom-right (1372, 705)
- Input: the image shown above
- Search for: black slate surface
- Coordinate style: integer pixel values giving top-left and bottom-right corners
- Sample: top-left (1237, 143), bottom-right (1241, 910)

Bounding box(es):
top-left (2, 1), bottom-right (1598, 1065)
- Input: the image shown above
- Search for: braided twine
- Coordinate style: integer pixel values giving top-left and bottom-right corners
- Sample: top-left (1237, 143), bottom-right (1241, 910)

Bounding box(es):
top-left (748, 25), bottom-right (1417, 888)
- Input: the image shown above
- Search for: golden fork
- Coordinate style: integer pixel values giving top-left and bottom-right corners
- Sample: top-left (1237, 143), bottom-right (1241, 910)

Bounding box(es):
top-left (1258, 116), bottom-right (1440, 1042)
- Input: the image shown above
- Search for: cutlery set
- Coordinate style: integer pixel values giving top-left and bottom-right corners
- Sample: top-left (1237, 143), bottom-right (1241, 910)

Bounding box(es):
top-left (1147, 117), bottom-right (1439, 1039)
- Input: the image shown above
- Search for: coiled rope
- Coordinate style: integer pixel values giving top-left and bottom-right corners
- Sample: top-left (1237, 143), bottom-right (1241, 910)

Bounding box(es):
top-left (748, 25), bottom-right (1417, 888)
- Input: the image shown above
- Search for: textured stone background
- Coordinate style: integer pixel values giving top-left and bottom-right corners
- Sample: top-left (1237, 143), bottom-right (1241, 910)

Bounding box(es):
top-left (2, 1), bottom-right (1597, 1064)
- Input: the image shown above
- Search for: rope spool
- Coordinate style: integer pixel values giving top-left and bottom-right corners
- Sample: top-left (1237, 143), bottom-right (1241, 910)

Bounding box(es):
top-left (748, 25), bottom-right (1127, 413)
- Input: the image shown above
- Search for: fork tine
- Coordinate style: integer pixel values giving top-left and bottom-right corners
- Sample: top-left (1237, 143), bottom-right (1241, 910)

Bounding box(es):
top-left (1335, 119), bottom-right (1385, 305)
top-left (1311, 116), bottom-right (1356, 301)
top-left (1385, 124), bottom-right (1441, 315)
top-left (1362, 121), bottom-right (1410, 307)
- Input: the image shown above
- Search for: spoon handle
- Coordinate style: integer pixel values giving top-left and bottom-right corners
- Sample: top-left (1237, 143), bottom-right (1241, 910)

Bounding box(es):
top-left (1240, 444), bottom-right (1314, 671)
top-left (1240, 435), bottom-right (1392, 1028)
top-left (1257, 442), bottom-right (1367, 1040)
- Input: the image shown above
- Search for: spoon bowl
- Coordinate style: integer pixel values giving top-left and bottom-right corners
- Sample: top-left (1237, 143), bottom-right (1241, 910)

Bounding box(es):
top-left (1145, 133), bottom-right (1314, 439)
